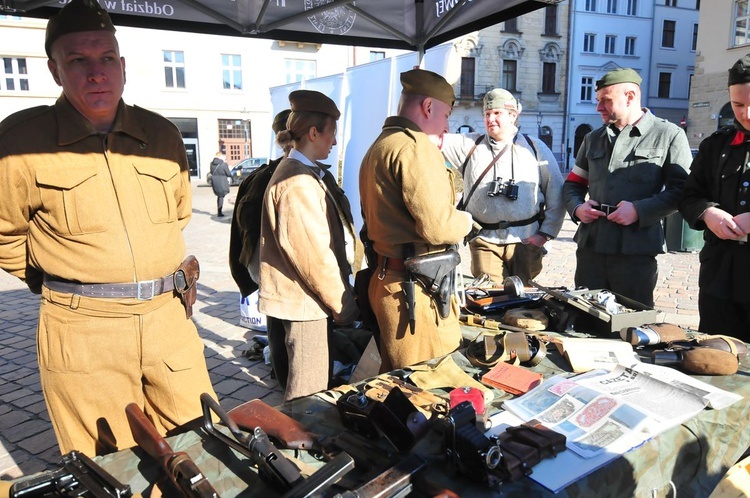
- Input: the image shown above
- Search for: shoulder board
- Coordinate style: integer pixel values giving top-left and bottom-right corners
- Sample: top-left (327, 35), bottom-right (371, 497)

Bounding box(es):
top-left (0, 106), bottom-right (51, 135)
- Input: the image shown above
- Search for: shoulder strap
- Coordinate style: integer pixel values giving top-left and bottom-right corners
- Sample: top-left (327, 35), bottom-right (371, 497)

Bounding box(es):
top-left (459, 134), bottom-right (486, 176)
top-left (459, 142), bottom-right (510, 211)
top-left (523, 133), bottom-right (549, 194)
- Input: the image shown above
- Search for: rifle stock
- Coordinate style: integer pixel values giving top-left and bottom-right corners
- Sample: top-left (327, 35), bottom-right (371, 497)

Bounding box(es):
top-left (125, 403), bottom-right (220, 498)
top-left (227, 399), bottom-right (320, 451)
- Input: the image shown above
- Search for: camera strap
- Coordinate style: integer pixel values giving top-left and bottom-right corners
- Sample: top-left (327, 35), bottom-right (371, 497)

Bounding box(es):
top-left (458, 142), bottom-right (510, 211)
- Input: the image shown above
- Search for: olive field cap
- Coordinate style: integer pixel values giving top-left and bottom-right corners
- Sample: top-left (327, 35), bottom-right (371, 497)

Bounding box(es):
top-left (288, 90), bottom-right (341, 120)
top-left (595, 68), bottom-right (642, 91)
top-left (272, 109), bottom-right (292, 133)
top-left (728, 54), bottom-right (750, 86)
top-left (483, 88), bottom-right (520, 112)
top-left (45, 0), bottom-right (116, 57)
top-left (400, 69), bottom-right (455, 107)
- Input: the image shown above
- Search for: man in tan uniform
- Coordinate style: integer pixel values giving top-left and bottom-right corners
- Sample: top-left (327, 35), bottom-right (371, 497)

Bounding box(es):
top-left (359, 69), bottom-right (473, 372)
top-left (0, 0), bottom-right (216, 455)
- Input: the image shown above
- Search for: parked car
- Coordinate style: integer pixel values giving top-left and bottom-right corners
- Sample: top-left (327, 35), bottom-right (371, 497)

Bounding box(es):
top-left (229, 157), bottom-right (268, 186)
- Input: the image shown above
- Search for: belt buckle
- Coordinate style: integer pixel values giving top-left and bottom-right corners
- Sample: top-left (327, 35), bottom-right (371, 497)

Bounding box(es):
top-left (137, 280), bottom-right (156, 300)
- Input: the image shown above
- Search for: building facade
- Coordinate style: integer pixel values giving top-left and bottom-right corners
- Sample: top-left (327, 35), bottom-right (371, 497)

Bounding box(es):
top-left (0, 15), bottom-right (402, 178)
top-left (688, 0), bottom-right (748, 148)
top-left (449, 2), bottom-right (570, 167)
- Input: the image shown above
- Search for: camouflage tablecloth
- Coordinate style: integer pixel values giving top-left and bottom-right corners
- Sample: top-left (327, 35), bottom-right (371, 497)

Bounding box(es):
top-left (92, 344), bottom-right (750, 498)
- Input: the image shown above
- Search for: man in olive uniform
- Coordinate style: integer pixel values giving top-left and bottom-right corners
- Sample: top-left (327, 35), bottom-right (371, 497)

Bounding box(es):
top-left (562, 68), bottom-right (691, 307)
top-left (0, 0), bottom-right (216, 455)
top-left (359, 69), bottom-right (473, 372)
top-left (679, 54), bottom-right (750, 338)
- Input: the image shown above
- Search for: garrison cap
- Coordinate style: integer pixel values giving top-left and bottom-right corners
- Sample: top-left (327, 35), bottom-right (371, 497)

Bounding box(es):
top-left (483, 88), bottom-right (520, 113)
top-left (400, 69), bottom-right (455, 107)
top-left (288, 90), bottom-right (340, 120)
top-left (272, 109), bottom-right (292, 133)
top-left (45, 0), bottom-right (116, 58)
top-left (728, 54), bottom-right (750, 86)
top-left (595, 68), bottom-right (642, 91)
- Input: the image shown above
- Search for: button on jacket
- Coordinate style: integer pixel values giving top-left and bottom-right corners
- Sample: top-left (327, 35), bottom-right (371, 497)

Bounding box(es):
top-left (0, 96), bottom-right (191, 289)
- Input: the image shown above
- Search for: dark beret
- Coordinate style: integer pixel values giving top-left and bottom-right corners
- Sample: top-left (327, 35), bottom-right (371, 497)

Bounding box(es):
top-left (288, 90), bottom-right (340, 120)
top-left (728, 54), bottom-right (750, 86)
top-left (272, 109), bottom-right (292, 133)
top-left (45, 0), bottom-right (116, 58)
top-left (400, 69), bottom-right (455, 107)
top-left (595, 68), bottom-right (642, 91)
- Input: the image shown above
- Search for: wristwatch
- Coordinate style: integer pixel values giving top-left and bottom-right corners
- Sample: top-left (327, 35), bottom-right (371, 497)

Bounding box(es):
top-left (540, 233), bottom-right (553, 242)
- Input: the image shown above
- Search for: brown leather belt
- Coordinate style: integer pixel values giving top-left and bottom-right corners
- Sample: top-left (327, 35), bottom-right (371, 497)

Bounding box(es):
top-left (377, 254), bottom-right (406, 272)
top-left (43, 274), bottom-right (175, 300)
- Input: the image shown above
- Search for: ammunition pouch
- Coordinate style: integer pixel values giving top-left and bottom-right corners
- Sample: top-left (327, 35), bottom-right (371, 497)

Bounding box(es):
top-left (404, 249), bottom-right (461, 319)
top-left (174, 255), bottom-right (200, 318)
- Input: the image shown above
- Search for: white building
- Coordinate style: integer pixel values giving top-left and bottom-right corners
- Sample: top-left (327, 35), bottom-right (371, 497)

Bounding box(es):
top-left (0, 15), bottom-right (405, 178)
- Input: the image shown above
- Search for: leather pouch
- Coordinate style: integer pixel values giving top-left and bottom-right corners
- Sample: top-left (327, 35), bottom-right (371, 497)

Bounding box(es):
top-left (174, 255), bottom-right (200, 318)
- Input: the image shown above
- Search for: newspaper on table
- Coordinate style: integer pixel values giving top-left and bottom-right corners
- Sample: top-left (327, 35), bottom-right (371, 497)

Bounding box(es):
top-left (494, 362), bottom-right (742, 492)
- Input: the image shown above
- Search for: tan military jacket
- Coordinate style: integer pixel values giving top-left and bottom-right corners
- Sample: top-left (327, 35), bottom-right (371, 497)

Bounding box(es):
top-left (359, 116), bottom-right (472, 258)
top-left (0, 96), bottom-right (190, 290)
top-left (258, 157), bottom-right (358, 324)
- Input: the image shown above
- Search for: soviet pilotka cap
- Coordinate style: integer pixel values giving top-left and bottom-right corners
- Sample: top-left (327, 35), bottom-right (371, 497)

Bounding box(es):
top-left (288, 90), bottom-right (341, 119)
top-left (45, 0), bottom-right (116, 58)
top-left (483, 88), bottom-right (521, 112)
top-left (595, 68), bottom-right (643, 91)
top-left (400, 69), bottom-right (456, 107)
top-left (272, 109), bottom-right (292, 133)
top-left (728, 54), bottom-right (750, 86)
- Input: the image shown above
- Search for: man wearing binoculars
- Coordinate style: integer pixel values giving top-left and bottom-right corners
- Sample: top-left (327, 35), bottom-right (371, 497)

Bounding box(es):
top-left (442, 88), bottom-right (565, 285)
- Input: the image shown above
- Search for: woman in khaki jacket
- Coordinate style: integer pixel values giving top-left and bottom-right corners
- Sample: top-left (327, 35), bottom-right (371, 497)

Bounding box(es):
top-left (259, 90), bottom-right (358, 401)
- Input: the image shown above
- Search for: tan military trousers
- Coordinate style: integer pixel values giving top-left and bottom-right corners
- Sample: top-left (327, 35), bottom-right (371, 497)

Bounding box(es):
top-left (369, 269), bottom-right (462, 373)
top-left (469, 237), bottom-right (543, 285)
top-left (38, 287), bottom-right (217, 456)
top-left (281, 318), bottom-right (329, 402)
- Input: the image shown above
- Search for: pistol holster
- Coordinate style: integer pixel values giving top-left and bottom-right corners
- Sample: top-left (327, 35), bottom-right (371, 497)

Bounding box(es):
top-left (174, 255), bottom-right (199, 318)
top-left (404, 249), bottom-right (460, 319)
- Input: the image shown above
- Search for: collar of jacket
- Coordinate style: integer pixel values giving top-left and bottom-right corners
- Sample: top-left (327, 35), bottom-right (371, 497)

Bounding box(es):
top-left (730, 122), bottom-right (750, 146)
top-left (605, 107), bottom-right (655, 138)
top-left (383, 115), bottom-right (422, 133)
top-left (54, 95), bottom-right (148, 146)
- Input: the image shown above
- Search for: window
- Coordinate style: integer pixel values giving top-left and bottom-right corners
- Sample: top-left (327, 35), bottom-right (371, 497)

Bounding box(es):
top-left (581, 76), bottom-right (595, 102)
top-left (284, 58), bottom-right (316, 84)
top-left (626, 0), bottom-right (637, 15)
top-left (502, 60), bottom-right (518, 92)
top-left (658, 72), bottom-right (671, 98)
top-left (1, 57), bottom-right (29, 91)
top-left (163, 50), bottom-right (185, 89)
top-left (665, 0), bottom-right (676, 5)
top-left (605, 35), bottom-right (616, 54)
top-left (625, 36), bottom-right (636, 55)
top-left (459, 57), bottom-right (475, 98)
top-left (544, 6), bottom-right (558, 35)
top-left (503, 17), bottom-right (518, 32)
top-left (585, 0), bottom-right (597, 11)
top-left (542, 62), bottom-right (556, 93)
top-left (692, 23), bottom-right (698, 51)
top-left (662, 20), bottom-right (676, 48)
top-left (607, 0), bottom-right (617, 13)
top-left (221, 54), bottom-right (242, 90)
top-left (369, 51), bottom-right (385, 61)
top-left (735, 0), bottom-right (750, 46)
top-left (584, 33), bottom-right (596, 53)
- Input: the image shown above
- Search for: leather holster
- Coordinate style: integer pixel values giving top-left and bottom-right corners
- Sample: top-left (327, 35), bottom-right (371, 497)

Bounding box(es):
top-left (174, 255), bottom-right (200, 318)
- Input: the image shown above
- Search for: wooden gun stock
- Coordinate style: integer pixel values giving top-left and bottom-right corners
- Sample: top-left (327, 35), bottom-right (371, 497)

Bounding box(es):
top-left (652, 347), bottom-right (739, 375)
top-left (227, 399), bottom-right (319, 451)
top-left (125, 403), bottom-right (220, 498)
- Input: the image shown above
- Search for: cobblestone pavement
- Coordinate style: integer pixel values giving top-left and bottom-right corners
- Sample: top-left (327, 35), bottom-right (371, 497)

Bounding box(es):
top-left (0, 179), bottom-right (702, 480)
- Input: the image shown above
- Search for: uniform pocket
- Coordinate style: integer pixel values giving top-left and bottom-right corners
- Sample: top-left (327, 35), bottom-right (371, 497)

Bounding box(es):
top-left (36, 162), bottom-right (108, 235)
top-left (133, 162), bottom-right (179, 224)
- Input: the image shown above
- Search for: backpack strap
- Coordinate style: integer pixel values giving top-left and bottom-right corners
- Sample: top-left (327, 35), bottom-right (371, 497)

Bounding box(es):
top-left (459, 134), bottom-right (486, 176)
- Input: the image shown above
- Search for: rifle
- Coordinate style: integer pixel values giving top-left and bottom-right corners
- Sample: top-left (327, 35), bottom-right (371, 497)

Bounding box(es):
top-left (8, 451), bottom-right (131, 498)
top-left (125, 403), bottom-right (220, 498)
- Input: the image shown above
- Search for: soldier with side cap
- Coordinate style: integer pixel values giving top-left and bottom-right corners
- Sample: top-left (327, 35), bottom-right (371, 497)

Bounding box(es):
top-left (563, 68), bottom-right (692, 307)
top-left (0, 0), bottom-right (216, 455)
top-left (359, 69), bottom-right (473, 372)
top-left (679, 54), bottom-right (750, 339)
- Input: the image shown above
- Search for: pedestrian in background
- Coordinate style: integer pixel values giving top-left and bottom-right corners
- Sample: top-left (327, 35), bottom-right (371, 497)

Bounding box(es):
top-left (259, 90), bottom-right (359, 401)
top-left (562, 68), bottom-right (691, 308)
top-left (441, 88), bottom-right (565, 285)
top-left (679, 54), bottom-right (750, 338)
top-left (0, 0), bottom-right (216, 456)
top-left (209, 151), bottom-right (231, 217)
